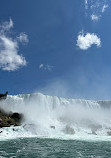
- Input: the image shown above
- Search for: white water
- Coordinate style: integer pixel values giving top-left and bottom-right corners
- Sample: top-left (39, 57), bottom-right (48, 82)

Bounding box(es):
top-left (0, 93), bottom-right (111, 141)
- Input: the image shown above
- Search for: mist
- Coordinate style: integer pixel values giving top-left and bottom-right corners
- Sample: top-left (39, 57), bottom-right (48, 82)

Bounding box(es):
top-left (37, 67), bottom-right (111, 100)
top-left (0, 93), bottom-right (111, 139)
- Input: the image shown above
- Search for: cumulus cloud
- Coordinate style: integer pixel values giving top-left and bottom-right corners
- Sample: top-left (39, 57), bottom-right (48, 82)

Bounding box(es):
top-left (77, 32), bottom-right (101, 50)
top-left (17, 33), bottom-right (29, 44)
top-left (91, 14), bottom-right (100, 21)
top-left (102, 4), bottom-right (108, 13)
top-left (39, 64), bottom-right (53, 71)
top-left (0, 18), bottom-right (28, 71)
top-left (0, 18), bottom-right (13, 32)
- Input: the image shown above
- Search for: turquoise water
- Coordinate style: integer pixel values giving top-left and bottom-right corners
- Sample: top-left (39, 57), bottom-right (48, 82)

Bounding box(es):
top-left (0, 138), bottom-right (111, 158)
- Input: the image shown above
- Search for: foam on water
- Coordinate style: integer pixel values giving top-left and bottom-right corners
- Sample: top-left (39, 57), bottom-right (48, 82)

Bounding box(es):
top-left (0, 93), bottom-right (111, 141)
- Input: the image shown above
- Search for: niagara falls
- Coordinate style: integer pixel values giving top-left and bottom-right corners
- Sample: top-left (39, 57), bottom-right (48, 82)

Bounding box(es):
top-left (1, 93), bottom-right (111, 140)
top-left (0, 0), bottom-right (111, 157)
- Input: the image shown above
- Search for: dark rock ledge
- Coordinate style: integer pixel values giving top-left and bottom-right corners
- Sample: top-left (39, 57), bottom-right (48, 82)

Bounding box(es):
top-left (0, 109), bottom-right (23, 128)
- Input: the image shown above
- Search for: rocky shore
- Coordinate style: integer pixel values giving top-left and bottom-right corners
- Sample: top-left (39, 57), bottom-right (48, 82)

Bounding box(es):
top-left (0, 109), bottom-right (23, 128)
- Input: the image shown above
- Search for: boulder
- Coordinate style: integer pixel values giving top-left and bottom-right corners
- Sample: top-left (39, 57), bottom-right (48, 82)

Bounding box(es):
top-left (11, 113), bottom-right (23, 122)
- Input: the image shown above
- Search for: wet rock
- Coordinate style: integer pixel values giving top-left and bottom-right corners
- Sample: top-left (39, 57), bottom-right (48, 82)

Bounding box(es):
top-left (10, 112), bottom-right (23, 125)
top-left (91, 129), bottom-right (97, 135)
top-left (107, 131), bottom-right (111, 136)
top-left (89, 124), bottom-right (102, 131)
top-left (50, 125), bottom-right (55, 129)
top-left (23, 124), bottom-right (37, 134)
top-left (0, 108), bottom-right (23, 128)
top-left (63, 125), bottom-right (75, 135)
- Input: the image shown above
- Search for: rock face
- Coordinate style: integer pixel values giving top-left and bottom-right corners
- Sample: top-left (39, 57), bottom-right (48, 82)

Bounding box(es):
top-left (0, 109), bottom-right (23, 128)
top-left (10, 113), bottom-right (23, 125)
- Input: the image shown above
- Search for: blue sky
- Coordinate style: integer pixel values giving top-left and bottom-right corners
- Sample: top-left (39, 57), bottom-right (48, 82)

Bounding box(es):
top-left (0, 0), bottom-right (111, 99)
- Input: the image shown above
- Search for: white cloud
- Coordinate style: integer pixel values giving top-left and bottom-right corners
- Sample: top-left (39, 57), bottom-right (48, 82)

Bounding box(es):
top-left (102, 4), bottom-right (108, 13)
top-left (85, 0), bottom-right (88, 9)
top-left (0, 18), bottom-right (13, 32)
top-left (0, 18), bottom-right (28, 71)
top-left (77, 32), bottom-right (101, 50)
top-left (46, 65), bottom-right (54, 71)
top-left (91, 14), bottom-right (100, 21)
top-left (85, 0), bottom-right (109, 21)
top-left (85, 0), bottom-right (88, 4)
top-left (17, 33), bottom-right (29, 44)
top-left (39, 64), bottom-right (53, 71)
top-left (39, 64), bottom-right (44, 69)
